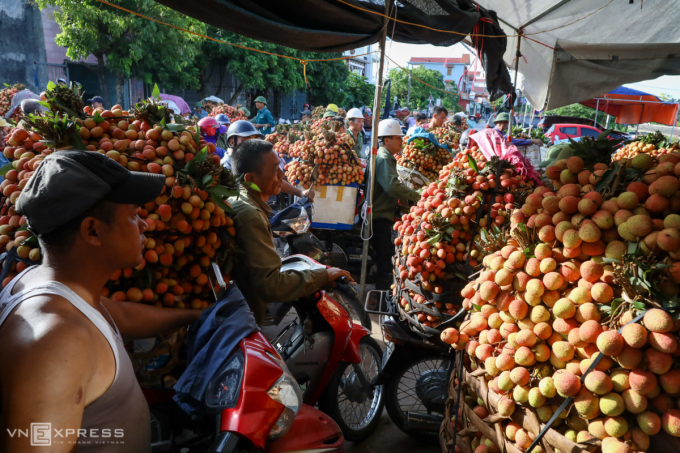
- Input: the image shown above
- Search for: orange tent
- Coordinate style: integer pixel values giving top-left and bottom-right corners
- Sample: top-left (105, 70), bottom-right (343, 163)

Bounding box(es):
top-left (580, 87), bottom-right (679, 126)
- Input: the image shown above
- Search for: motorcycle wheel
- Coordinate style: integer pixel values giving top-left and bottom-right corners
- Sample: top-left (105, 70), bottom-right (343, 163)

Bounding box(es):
top-left (384, 352), bottom-right (451, 444)
top-left (318, 336), bottom-right (384, 442)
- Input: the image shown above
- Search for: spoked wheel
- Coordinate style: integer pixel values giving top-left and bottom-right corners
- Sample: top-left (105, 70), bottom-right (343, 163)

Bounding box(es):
top-left (384, 352), bottom-right (452, 444)
top-left (318, 336), bottom-right (384, 441)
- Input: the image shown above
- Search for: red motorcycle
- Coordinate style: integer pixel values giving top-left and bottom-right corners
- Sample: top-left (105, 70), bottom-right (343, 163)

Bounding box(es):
top-left (266, 255), bottom-right (385, 441)
top-left (146, 322), bottom-right (344, 453)
top-left (206, 331), bottom-right (344, 452)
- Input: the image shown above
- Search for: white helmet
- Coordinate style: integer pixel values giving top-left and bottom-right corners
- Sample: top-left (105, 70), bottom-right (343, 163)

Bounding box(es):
top-left (378, 118), bottom-right (404, 137)
top-left (346, 108), bottom-right (364, 119)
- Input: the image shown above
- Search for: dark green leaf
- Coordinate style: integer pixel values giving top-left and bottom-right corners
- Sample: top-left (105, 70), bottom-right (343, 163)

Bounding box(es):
top-left (46, 80), bottom-right (56, 92)
top-left (628, 241), bottom-right (639, 255)
top-left (471, 303), bottom-right (481, 312)
top-left (655, 264), bottom-right (672, 270)
top-left (601, 257), bottom-right (622, 264)
top-left (598, 129), bottom-right (614, 140)
top-left (93, 111), bottom-right (106, 124)
top-left (0, 162), bottom-right (14, 177)
top-left (202, 174), bottom-right (213, 187)
top-left (209, 192), bottom-right (235, 214)
top-left (195, 148), bottom-right (208, 164)
top-left (594, 167), bottom-right (616, 192)
top-left (17, 225), bottom-right (28, 231)
top-left (209, 186), bottom-right (239, 199)
top-left (166, 123), bottom-right (185, 132)
top-left (633, 301), bottom-right (646, 310)
top-left (445, 226), bottom-right (455, 234)
top-left (20, 235), bottom-right (39, 248)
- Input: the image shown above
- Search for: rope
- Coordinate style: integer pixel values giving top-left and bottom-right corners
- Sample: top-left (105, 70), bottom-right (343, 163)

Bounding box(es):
top-left (94, 0), bottom-right (375, 84)
top-left (335, 0), bottom-right (616, 39)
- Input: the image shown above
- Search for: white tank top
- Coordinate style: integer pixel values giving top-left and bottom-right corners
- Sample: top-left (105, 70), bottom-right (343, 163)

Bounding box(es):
top-left (0, 266), bottom-right (150, 452)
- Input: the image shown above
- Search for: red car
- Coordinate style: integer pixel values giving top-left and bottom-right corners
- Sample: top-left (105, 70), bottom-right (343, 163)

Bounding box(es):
top-left (545, 123), bottom-right (602, 144)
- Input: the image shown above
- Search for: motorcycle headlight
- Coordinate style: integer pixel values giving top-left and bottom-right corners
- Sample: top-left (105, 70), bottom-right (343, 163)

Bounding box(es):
top-left (282, 207), bottom-right (311, 234)
top-left (205, 351), bottom-right (244, 412)
top-left (266, 352), bottom-right (303, 440)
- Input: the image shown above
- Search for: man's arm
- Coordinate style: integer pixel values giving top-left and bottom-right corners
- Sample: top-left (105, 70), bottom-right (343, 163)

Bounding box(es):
top-left (234, 209), bottom-right (328, 302)
top-left (511, 137), bottom-right (533, 147)
top-left (101, 297), bottom-right (203, 340)
top-left (376, 158), bottom-right (420, 202)
top-left (0, 307), bottom-right (94, 452)
top-left (281, 180), bottom-right (315, 201)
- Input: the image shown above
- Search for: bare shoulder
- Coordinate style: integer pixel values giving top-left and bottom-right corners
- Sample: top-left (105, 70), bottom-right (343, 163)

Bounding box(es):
top-left (0, 294), bottom-right (96, 377)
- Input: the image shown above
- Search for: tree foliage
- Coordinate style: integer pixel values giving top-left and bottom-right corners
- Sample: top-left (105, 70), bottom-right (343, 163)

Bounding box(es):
top-left (340, 72), bottom-right (375, 108)
top-left (387, 65), bottom-right (457, 110)
top-left (36, 0), bottom-right (206, 105)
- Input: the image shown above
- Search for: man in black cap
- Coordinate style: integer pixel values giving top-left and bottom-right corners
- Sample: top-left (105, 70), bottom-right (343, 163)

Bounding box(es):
top-left (88, 95), bottom-right (105, 109)
top-left (0, 151), bottom-right (203, 451)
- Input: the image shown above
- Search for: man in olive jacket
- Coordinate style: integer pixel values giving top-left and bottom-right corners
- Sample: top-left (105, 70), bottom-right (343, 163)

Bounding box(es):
top-left (228, 139), bottom-right (352, 325)
top-left (372, 119), bottom-right (421, 290)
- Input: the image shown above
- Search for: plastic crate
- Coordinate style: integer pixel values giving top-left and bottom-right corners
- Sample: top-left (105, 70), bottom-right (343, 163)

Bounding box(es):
top-left (310, 183), bottom-right (359, 230)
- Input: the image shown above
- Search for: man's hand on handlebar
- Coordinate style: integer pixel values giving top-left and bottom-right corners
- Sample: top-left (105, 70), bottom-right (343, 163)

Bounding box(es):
top-left (327, 268), bottom-right (354, 286)
top-left (302, 188), bottom-right (316, 202)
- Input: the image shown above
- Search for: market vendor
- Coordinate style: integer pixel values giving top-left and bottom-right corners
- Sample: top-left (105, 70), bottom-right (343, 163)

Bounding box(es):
top-left (193, 102), bottom-right (208, 119)
top-left (346, 108), bottom-right (365, 156)
top-left (300, 109), bottom-right (312, 121)
top-left (373, 119), bottom-right (421, 290)
top-left (493, 112), bottom-right (543, 147)
top-left (0, 151), bottom-right (204, 451)
top-left (228, 139), bottom-right (351, 324)
top-left (406, 112), bottom-right (428, 135)
top-left (429, 106), bottom-right (448, 128)
top-left (251, 96), bottom-right (275, 135)
top-left (222, 121), bottom-right (314, 201)
top-left (88, 95), bottom-right (105, 110)
top-left (323, 103), bottom-right (339, 118)
top-left (198, 116), bottom-right (227, 159)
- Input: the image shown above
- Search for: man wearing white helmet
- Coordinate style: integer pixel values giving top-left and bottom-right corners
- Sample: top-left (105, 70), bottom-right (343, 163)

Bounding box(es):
top-left (372, 119), bottom-right (421, 290)
top-left (346, 108), bottom-right (364, 157)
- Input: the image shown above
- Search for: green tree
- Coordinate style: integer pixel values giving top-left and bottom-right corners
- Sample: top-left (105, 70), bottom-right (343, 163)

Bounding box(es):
top-left (545, 103), bottom-right (608, 127)
top-left (340, 72), bottom-right (375, 108)
top-left (303, 56), bottom-right (350, 107)
top-left (387, 65), bottom-right (457, 110)
top-left (36, 0), bottom-right (206, 106)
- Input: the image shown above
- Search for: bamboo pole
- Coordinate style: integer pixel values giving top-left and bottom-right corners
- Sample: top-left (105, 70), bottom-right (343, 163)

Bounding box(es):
top-left (359, 0), bottom-right (390, 302)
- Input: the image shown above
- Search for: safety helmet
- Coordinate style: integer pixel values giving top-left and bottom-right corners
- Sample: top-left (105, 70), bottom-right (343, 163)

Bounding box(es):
top-left (378, 119), bottom-right (404, 138)
top-left (215, 113), bottom-right (231, 125)
top-left (226, 120), bottom-right (264, 144)
top-left (346, 108), bottom-right (364, 119)
top-left (198, 117), bottom-right (219, 129)
top-left (326, 103), bottom-right (339, 113)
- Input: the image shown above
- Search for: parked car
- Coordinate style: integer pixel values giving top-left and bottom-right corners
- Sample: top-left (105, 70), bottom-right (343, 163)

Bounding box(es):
top-left (545, 123), bottom-right (603, 144)
top-left (538, 115), bottom-right (595, 132)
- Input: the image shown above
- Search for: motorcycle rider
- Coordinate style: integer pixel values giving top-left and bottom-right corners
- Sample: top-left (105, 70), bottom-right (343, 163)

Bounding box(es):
top-left (222, 121), bottom-right (314, 201)
top-left (0, 151), bottom-right (203, 451)
top-left (227, 139), bottom-right (352, 325)
top-left (214, 113), bottom-right (231, 150)
top-left (372, 119), bottom-right (421, 290)
top-left (346, 108), bottom-right (365, 157)
top-left (198, 116), bottom-right (228, 159)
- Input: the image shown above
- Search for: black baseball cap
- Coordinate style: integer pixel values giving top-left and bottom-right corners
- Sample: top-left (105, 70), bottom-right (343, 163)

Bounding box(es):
top-left (16, 151), bottom-right (165, 235)
top-left (88, 96), bottom-right (105, 104)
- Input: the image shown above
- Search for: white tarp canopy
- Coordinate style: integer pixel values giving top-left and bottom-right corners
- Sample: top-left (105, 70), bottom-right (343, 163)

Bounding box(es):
top-left (474, 0), bottom-right (680, 110)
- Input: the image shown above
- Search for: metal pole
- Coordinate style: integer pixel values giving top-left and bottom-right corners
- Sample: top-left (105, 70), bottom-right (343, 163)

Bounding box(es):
top-left (529, 105), bottom-right (536, 133)
top-left (594, 99), bottom-right (600, 128)
top-left (507, 34), bottom-right (522, 140)
top-left (407, 67), bottom-right (412, 109)
top-left (359, 0), bottom-right (390, 302)
top-left (670, 106), bottom-right (679, 143)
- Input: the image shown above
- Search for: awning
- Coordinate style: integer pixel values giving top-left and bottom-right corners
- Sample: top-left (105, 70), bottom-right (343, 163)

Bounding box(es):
top-left (474, 0), bottom-right (680, 110)
top-left (580, 87), bottom-right (679, 126)
top-left (151, 0), bottom-right (512, 99)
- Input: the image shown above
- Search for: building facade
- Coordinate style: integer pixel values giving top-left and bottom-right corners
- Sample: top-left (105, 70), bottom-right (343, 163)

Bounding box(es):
top-left (343, 45), bottom-right (376, 84)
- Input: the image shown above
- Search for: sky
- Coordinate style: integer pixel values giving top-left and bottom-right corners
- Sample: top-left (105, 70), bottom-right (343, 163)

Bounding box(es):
top-left (384, 40), bottom-right (680, 100)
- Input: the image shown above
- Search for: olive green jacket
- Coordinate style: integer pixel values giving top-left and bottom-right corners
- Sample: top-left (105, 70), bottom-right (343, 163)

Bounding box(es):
top-left (350, 130), bottom-right (364, 157)
top-left (228, 187), bottom-right (328, 324)
top-left (372, 147), bottom-right (420, 220)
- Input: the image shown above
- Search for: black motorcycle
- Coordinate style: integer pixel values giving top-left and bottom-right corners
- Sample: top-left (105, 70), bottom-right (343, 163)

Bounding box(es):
top-left (366, 290), bottom-right (457, 444)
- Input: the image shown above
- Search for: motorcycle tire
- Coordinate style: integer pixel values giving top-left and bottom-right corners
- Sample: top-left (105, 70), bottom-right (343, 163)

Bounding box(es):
top-left (383, 352), bottom-right (452, 444)
top-left (318, 336), bottom-right (384, 442)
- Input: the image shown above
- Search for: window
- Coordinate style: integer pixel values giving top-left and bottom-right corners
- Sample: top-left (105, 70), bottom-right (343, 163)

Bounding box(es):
top-left (447, 67), bottom-right (452, 76)
top-left (580, 127), bottom-right (600, 138)
top-left (560, 127), bottom-right (578, 135)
